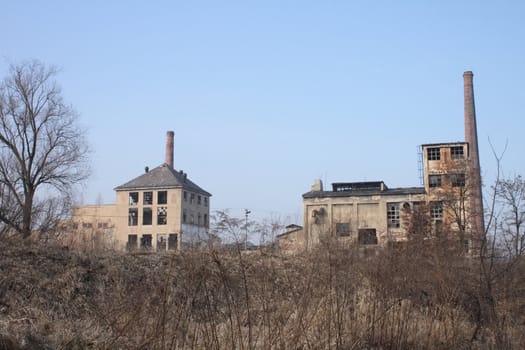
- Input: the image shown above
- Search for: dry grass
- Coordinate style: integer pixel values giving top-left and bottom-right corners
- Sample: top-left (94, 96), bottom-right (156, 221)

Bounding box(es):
top-left (0, 237), bottom-right (524, 349)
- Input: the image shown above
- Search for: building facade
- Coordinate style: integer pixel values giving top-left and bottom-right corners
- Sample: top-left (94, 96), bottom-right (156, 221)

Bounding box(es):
top-left (278, 72), bottom-right (483, 253)
top-left (70, 131), bottom-right (211, 251)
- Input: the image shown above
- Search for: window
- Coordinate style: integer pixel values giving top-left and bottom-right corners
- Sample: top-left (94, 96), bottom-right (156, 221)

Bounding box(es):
top-left (429, 175), bottom-right (442, 188)
top-left (335, 223), bottom-right (350, 237)
top-left (427, 147), bottom-right (441, 161)
top-left (198, 214), bottom-right (202, 226)
top-left (358, 229), bottom-right (378, 245)
top-left (158, 191), bottom-right (167, 204)
top-left (451, 173), bottom-right (466, 187)
top-left (168, 234), bottom-right (178, 250)
top-left (190, 193), bottom-right (195, 204)
top-left (157, 234), bottom-right (167, 252)
top-left (451, 146), bottom-right (464, 159)
top-left (157, 207), bottom-right (167, 225)
top-left (140, 234), bottom-right (152, 250)
top-left (143, 208), bottom-right (152, 225)
top-left (82, 223), bottom-right (92, 229)
top-left (183, 210), bottom-right (187, 223)
top-left (387, 203), bottom-right (400, 228)
top-left (129, 192), bottom-right (139, 205)
top-left (184, 191), bottom-right (188, 201)
top-left (97, 222), bottom-right (108, 229)
top-left (143, 191), bottom-right (153, 205)
top-left (190, 214), bottom-right (194, 224)
top-left (127, 234), bottom-right (138, 251)
top-left (203, 214), bottom-right (208, 227)
top-left (204, 197), bottom-right (208, 207)
top-left (72, 223), bottom-right (79, 230)
top-left (430, 202), bottom-right (443, 220)
top-left (128, 208), bottom-right (138, 226)
top-left (198, 195), bottom-right (201, 205)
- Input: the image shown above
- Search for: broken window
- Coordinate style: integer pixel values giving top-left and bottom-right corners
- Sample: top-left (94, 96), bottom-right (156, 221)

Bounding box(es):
top-left (427, 147), bottom-right (441, 161)
top-left (140, 234), bottom-right (152, 250)
top-left (429, 175), bottom-right (442, 188)
top-left (387, 203), bottom-right (400, 228)
top-left (451, 173), bottom-right (466, 187)
top-left (168, 234), bottom-right (178, 250)
top-left (143, 191), bottom-right (153, 205)
top-left (358, 228), bottom-right (378, 245)
top-left (158, 191), bottom-right (167, 205)
top-left (204, 197), bottom-right (208, 207)
top-left (157, 234), bottom-right (167, 252)
top-left (430, 202), bottom-right (443, 221)
top-left (157, 207), bottom-right (167, 225)
top-left (127, 234), bottom-right (138, 251)
top-left (335, 223), bottom-right (350, 237)
top-left (451, 146), bottom-right (464, 159)
top-left (184, 191), bottom-right (188, 201)
top-left (129, 192), bottom-right (139, 205)
top-left (143, 208), bottom-right (152, 225)
top-left (128, 208), bottom-right (138, 226)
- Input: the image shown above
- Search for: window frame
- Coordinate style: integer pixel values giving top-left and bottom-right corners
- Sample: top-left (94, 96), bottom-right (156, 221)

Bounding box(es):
top-left (143, 207), bottom-right (152, 225)
top-left (387, 202), bottom-right (401, 228)
top-left (157, 191), bottom-right (167, 205)
top-left (429, 174), bottom-right (442, 188)
top-left (427, 147), bottom-right (441, 161)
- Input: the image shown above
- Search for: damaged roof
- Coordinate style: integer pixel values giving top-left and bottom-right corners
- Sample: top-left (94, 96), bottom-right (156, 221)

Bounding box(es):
top-left (114, 163), bottom-right (211, 196)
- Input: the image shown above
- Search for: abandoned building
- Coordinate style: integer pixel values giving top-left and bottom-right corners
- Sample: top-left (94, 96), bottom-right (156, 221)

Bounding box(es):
top-left (277, 71), bottom-right (484, 253)
top-left (69, 131), bottom-right (212, 251)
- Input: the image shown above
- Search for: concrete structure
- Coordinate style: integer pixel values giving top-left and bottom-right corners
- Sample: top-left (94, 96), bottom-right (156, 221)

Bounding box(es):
top-left (70, 131), bottom-right (211, 251)
top-left (278, 72), bottom-right (483, 253)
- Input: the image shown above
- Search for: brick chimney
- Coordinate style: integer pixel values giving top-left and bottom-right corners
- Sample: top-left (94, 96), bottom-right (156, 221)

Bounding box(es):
top-left (165, 131), bottom-right (174, 169)
top-left (463, 71), bottom-right (484, 240)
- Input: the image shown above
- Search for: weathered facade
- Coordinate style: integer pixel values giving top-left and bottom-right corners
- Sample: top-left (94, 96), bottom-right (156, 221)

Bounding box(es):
top-left (279, 72), bottom-right (483, 253)
top-left (70, 131), bottom-right (211, 251)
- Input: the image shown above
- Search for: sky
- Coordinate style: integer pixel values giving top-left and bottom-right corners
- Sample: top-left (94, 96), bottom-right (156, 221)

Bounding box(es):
top-left (2, 0), bottom-right (524, 224)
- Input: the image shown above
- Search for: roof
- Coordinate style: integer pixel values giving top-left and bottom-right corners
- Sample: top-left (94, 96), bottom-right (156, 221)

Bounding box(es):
top-left (421, 141), bottom-right (467, 147)
top-left (303, 186), bottom-right (425, 199)
top-left (114, 163), bottom-right (211, 196)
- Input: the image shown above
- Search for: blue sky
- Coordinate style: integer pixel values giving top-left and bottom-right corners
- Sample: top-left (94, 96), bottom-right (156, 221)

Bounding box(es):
top-left (2, 0), bottom-right (524, 224)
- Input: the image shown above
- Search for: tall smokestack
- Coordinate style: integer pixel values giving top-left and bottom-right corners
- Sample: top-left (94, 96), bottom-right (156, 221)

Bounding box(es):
top-left (165, 131), bottom-right (174, 169)
top-left (463, 71), bottom-right (484, 242)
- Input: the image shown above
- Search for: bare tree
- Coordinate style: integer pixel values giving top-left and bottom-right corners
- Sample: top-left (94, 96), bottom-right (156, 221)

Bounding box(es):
top-left (0, 60), bottom-right (90, 238)
top-left (496, 175), bottom-right (525, 257)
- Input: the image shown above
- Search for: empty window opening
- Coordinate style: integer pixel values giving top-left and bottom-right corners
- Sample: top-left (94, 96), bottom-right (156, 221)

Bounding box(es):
top-left (128, 208), bottom-right (138, 226)
top-left (429, 175), bottom-right (442, 188)
top-left (204, 197), bottom-right (208, 207)
top-left (336, 223), bottom-right (350, 237)
top-left (129, 192), bottom-right (139, 205)
top-left (157, 207), bottom-right (167, 225)
top-left (184, 191), bottom-right (188, 201)
top-left (97, 222), bottom-right (109, 229)
top-left (198, 214), bottom-right (202, 226)
top-left (72, 223), bottom-right (79, 230)
top-left (127, 234), bottom-right (138, 251)
top-left (190, 193), bottom-right (195, 204)
top-left (427, 147), bottom-right (441, 161)
top-left (198, 195), bottom-right (202, 205)
top-left (203, 214), bottom-right (208, 227)
top-left (387, 203), bottom-right (401, 228)
top-left (143, 208), bottom-right (152, 225)
top-left (451, 146), bottom-right (465, 159)
top-left (183, 210), bottom-right (187, 223)
top-left (358, 229), bottom-right (378, 245)
top-left (168, 233), bottom-right (178, 250)
top-left (157, 234), bottom-right (167, 252)
top-left (158, 191), bottom-right (167, 205)
top-left (143, 191), bottom-right (153, 205)
top-left (451, 173), bottom-right (466, 187)
top-left (82, 223), bottom-right (92, 229)
top-left (140, 234), bottom-right (152, 250)
top-left (190, 214), bottom-right (194, 224)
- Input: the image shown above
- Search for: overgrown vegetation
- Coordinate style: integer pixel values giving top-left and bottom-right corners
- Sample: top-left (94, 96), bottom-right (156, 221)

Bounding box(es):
top-left (0, 235), bottom-right (524, 350)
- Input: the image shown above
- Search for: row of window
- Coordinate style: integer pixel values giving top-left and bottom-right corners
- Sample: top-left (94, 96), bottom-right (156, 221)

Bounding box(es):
top-left (334, 201), bottom-right (444, 233)
top-left (427, 146), bottom-right (465, 161)
top-left (127, 233), bottom-right (178, 251)
top-left (72, 222), bottom-right (110, 230)
top-left (129, 191), bottom-right (167, 205)
top-left (429, 173), bottom-right (466, 188)
top-left (182, 210), bottom-right (208, 226)
top-left (183, 191), bottom-right (208, 206)
top-left (129, 207), bottom-right (167, 226)
top-left (334, 226), bottom-right (378, 245)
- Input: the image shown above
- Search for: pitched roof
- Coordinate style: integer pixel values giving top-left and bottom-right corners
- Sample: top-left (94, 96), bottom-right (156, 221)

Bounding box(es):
top-left (114, 164), bottom-right (211, 196)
